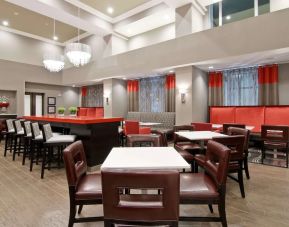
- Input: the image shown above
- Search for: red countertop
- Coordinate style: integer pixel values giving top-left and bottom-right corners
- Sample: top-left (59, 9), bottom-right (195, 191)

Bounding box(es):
top-left (22, 115), bottom-right (123, 125)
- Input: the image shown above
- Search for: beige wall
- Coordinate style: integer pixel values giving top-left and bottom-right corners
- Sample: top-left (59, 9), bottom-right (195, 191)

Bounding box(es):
top-left (128, 23), bottom-right (175, 51)
top-left (270, 0), bottom-right (289, 12)
top-left (25, 82), bottom-right (80, 115)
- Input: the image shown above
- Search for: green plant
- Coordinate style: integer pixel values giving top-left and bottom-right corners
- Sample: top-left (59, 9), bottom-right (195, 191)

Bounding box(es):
top-left (69, 106), bottom-right (77, 115)
top-left (57, 107), bottom-right (65, 114)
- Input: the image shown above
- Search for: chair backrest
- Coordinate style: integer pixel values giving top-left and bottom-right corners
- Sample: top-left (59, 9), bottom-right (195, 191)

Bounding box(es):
top-left (6, 119), bottom-right (14, 132)
top-left (223, 123), bottom-right (245, 134)
top-left (261, 125), bottom-right (289, 142)
top-left (101, 170), bottom-right (179, 224)
top-left (228, 127), bottom-right (250, 155)
top-left (42, 124), bottom-right (54, 141)
top-left (127, 134), bottom-right (161, 147)
top-left (14, 120), bottom-right (23, 134)
top-left (124, 120), bottom-right (139, 135)
top-left (213, 135), bottom-right (245, 161)
top-left (151, 130), bottom-right (168, 146)
top-left (204, 140), bottom-right (231, 190)
top-left (173, 125), bottom-right (195, 144)
top-left (191, 122), bottom-right (213, 131)
top-left (23, 121), bottom-right (31, 136)
top-left (63, 140), bottom-right (87, 187)
top-left (31, 122), bottom-right (41, 139)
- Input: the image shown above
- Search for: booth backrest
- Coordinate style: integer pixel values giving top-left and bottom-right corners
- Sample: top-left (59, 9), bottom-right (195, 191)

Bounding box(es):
top-left (78, 107), bottom-right (104, 118)
top-left (210, 106), bottom-right (289, 133)
top-left (210, 107), bottom-right (235, 124)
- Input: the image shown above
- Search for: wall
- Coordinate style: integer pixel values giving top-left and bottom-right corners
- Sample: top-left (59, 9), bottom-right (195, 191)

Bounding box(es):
top-left (278, 63), bottom-right (289, 105)
top-left (270, 0), bottom-right (289, 12)
top-left (128, 23), bottom-right (175, 51)
top-left (25, 82), bottom-right (80, 115)
top-left (0, 30), bottom-right (63, 66)
top-left (0, 59), bottom-right (63, 116)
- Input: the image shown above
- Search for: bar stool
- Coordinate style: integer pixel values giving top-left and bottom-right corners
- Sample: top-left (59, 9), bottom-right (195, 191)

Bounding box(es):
top-left (41, 124), bottom-right (76, 179)
top-left (22, 121), bottom-right (33, 165)
top-left (3, 119), bottom-right (15, 157)
top-left (12, 120), bottom-right (25, 161)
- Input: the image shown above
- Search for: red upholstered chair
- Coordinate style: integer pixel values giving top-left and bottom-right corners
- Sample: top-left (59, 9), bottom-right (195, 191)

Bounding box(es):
top-left (124, 120), bottom-right (151, 136)
top-left (63, 141), bottom-right (102, 227)
top-left (101, 170), bottom-right (179, 227)
top-left (191, 122), bottom-right (213, 131)
top-left (86, 108), bottom-right (96, 117)
top-left (179, 140), bottom-right (231, 227)
top-left (78, 108), bottom-right (88, 116)
top-left (261, 125), bottom-right (289, 168)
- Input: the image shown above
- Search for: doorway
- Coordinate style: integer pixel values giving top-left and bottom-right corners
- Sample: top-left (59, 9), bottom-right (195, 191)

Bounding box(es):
top-left (24, 92), bottom-right (44, 116)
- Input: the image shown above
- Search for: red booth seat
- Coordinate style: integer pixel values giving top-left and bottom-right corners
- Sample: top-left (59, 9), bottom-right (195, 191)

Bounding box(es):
top-left (78, 107), bottom-right (104, 118)
top-left (210, 106), bottom-right (289, 133)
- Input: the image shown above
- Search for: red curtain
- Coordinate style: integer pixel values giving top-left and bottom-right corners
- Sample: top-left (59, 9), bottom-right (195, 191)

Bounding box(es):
top-left (209, 72), bottom-right (223, 106)
top-left (81, 86), bottom-right (87, 97)
top-left (165, 74), bottom-right (175, 112)
top-left (258, 64), bottom-right (279, 105)
top-left (127, 80), bottom-right (139, 111)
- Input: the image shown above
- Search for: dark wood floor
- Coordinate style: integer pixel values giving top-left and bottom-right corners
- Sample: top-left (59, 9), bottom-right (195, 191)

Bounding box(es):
top-left (1, 144), bottom-right (289, 227)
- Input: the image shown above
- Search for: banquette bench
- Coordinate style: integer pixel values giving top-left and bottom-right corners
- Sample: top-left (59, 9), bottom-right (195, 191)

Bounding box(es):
top-left (126, 112), bottom-right (175, 136)
top-left (77, 107), bottom-right (104, 118)
top-left (210, 106), bottom-right (289, 133)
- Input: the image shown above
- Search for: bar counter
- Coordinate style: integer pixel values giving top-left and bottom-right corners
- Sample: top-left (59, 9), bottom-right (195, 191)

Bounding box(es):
top-left (22, 115), bottom-right (123, 167)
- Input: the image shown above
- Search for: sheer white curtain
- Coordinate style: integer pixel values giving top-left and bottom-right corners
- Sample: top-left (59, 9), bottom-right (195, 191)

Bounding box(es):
top-left (223, 67), bottom-right (258, 106)
top-left (139, 76), bottom-right (165, 112)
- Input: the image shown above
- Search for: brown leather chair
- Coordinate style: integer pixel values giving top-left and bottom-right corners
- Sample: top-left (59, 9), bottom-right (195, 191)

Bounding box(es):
top-left (126, 134), bottom-right (161, 147)
top-left (151, 129), bottom-right (168, 146)
top-left (223, 123), bottom-right (245, 134)
top-left (63, 140), bottom-right (103, 227)
top-left (261, 125), bottom-right (289, 168)
top-left (228, 127), bottom-right (250, 179)
top-left (101, 170), bottom-right (179, 227)
top-left (0, 118), bottom-right (7, 142)
top-left (195, 134), bottom-right (246, 198)
top-left (179, 140), bottom-right (231, 227)
top-left (174, 125), bottom-right (201, 172)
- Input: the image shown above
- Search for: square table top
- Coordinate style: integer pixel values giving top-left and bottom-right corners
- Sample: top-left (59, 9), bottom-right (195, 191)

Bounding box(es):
top-left (101, 147), bottom-right (190, 171)
top-left (175, 131), bottom-right (228, 141)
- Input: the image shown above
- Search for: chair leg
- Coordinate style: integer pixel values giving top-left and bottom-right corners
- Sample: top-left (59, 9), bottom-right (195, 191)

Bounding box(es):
top-left (78, 205), bottom-right (83, 214)
top-left (244, 157), bottom-right (250, 179)
top-left (194, 163), bottom-right (199, 173)
top-left (238, 166), bottom-right (245, 198)
top-left (41, 148), bottom-right (47, 179)
top-left (218, 201), bottom-right (227, 227)
top-left (12, 136), bottom-right (17, 161)
top-left (104, 220), bottom-right (112, 227)
top-left (208, 204), bottom-right (214, 213)
top-left (68, 202), bottom-right (76, 227)
top-left (4, 134), bottom-right (9, 157)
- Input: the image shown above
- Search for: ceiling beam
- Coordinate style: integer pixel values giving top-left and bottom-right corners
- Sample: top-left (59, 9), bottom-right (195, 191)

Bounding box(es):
top-left (6, 0), bottom-right (112, 36)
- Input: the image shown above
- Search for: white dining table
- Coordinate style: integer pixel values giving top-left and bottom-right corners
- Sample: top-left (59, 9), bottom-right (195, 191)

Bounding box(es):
top-left (174, 131), bottom-right (228, 149)
top-left (101, 147), bottom-right (190, 171)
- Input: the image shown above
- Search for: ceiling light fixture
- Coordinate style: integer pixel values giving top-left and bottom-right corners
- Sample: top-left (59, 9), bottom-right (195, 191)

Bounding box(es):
top-left (208, 66), bottom-right (214, 69)
top-left (169, 70), bottom-right (174, 73)
top-left (226, 15), bottom-right (231, 20)
top-left (65, 8), bottom-right (91, 67)
top-left (43, 19), bottom-right (65, 72)
top-left (53, 36), bottom-right (58, 41)
top-left (2, 20), bottom-right (9, 26)
top-left (107, 7), bottom-right (114, 14)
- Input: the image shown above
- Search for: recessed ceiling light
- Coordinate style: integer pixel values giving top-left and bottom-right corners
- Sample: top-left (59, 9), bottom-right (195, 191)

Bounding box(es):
top-left (2, 20), bottom-right (9, 26)
top-left (107, 7), bottom-right (114, 14)
top-left (72, 84), bottom-right (76, 87)
top-left (208, 66), bottom-right (214, 69)
top-left (169, 70), bottom-right (174, 73)
top-left (123, 77), bottom-right (127, 80)
top-left (226, 15), bottom-right (231, 20)
top-left (53, 36), bottom-right (58, 41)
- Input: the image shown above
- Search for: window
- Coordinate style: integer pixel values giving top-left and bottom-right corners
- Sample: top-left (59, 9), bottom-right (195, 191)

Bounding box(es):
top-left (259, 0), bottom-right (270, 15)
top-left (139, 76), bottom-right (165, 112)
top-left (223, 67), bottom-right (258, 106)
